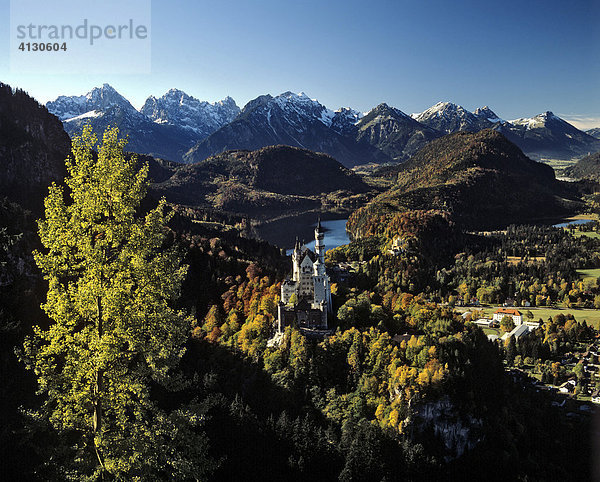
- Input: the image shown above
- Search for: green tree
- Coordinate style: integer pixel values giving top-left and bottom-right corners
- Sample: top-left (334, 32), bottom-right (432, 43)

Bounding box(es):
top-left (573, 362), bottom-right (585, 382)
top-left (288, 292), bottom-right (298, 306)
top-left (505, 336), bottom-right (517, 366)
top-left (22, 126), bottom-right (213, 480)
top-left (500, 315), bottom-right (516, 333)
top-left (514, 355), bottom-right (523, 368)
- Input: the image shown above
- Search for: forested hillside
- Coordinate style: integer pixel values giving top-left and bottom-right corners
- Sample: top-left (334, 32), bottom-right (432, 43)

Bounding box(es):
top-left (350, 130), bottom-right (582, 234)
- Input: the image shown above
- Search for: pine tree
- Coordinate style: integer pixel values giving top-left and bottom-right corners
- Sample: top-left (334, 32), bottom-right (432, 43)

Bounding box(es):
top-left (22, 126), bottom-right (213, 480)
top-left (505, 336), bottom-right (517, 366)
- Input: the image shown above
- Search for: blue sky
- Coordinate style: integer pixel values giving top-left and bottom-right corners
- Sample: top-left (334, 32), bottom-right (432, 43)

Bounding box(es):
top-left (1, 0), bottom-right (599, 127)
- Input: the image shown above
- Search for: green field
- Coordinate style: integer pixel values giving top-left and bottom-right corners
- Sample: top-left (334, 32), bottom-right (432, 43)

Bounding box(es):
top-left (561, 213), bottom-right (599, 222)
top-left (572, 231), bottom-right (600, 239)
top-left (473, 306), bottom-right (600, 329)
top-left (482, 327), bottom-right (502, 337)
top-left (541, 158), bottom-right (577, 177)
top-left (578, 268), bottom-right (600, 282)
top-left (558, 214), bottom-right (600, 238)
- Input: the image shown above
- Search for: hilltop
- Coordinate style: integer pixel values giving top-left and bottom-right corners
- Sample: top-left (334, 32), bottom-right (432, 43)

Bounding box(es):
top-left (151, 144), bottom-right (372, 218)
top-left (563, 151), bottom-right (600, 181)
top-left (349, 130), bottom-right (582, 234)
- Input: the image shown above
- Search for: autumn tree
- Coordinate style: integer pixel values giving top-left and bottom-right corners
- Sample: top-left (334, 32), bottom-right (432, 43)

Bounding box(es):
top-left (22, 126), bottom-right (213, 480)
top-left (500, 315), bottom-right (516, 333)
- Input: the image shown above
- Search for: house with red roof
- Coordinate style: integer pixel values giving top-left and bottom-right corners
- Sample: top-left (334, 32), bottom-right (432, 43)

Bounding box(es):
top-left (492, 308), bottom-right (522, 325)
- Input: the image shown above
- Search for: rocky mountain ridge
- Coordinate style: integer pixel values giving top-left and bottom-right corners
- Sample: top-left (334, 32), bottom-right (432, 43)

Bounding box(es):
top-left (46, 85), bottom-right (600, 165)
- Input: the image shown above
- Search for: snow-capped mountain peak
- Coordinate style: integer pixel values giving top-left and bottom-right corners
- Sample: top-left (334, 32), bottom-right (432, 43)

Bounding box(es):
top-left (84, 83), bottom-right (135, 112)
top-left (46, 84), bottom-right (136, 121)
top-left (368, 103), bottom-right (411, 120)
top-left (412, 101), bottom-right (469, 121)
top-left (412, 101), bottom-right (494, 134)
top-left (334, 107), bottom-right (363, 123)
top-left (509, 111), bottom-right (563, 130)
top-left (266, 91), bottom-right (336, 128)
top-left (473, 106), bottom-right (502, 123)
top-left (329, 107), bottom-right (363, 135)
top-left (140, 89), bottom-right (240, 136)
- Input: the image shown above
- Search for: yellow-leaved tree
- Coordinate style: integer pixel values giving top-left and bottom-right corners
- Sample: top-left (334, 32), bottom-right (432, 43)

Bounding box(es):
top-left (22, 126), bottom-right (213, 480)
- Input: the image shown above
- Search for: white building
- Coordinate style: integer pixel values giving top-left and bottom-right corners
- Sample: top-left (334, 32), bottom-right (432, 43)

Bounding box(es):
top-left (493, 308), bottom-right (523, 325)
top-left (501, 323), bottom-right (531, 341)
top-left (388, 236), bottom-right (405, 256)
top-left (474, 318), bottom-right (493, 327)
top-left (558, 379), bottom-right (576, 394)
top-left (277, 220), bottom-right (332, 332)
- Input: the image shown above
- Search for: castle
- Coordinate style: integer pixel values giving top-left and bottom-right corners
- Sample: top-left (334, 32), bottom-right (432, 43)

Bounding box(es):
top-left (277, 220), bottom-right (332, 333)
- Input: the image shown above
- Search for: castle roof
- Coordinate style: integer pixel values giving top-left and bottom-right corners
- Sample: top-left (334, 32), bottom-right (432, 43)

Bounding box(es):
top-left (299, 247), bottom-right (317, 263)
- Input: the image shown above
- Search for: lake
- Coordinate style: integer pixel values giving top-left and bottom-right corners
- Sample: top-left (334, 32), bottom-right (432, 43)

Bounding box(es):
top-left (254, 213), bottom-right (350, 253)
top-left (552, 219), bottom-right (595, 228)
top-left (286, 219), bottom-right (350, 255)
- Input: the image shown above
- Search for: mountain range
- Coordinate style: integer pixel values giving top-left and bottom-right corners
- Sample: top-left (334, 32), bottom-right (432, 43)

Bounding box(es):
top-left (1, 84), bottom-right (372, 224)
top-left (46, 85), bottom-right (600, 166)
top-left (183, 91), bottom-right (378, 167)
top-left (47, 84), bottom-right (239, 162)
top-left (1, 82), bottom-right (594, 236)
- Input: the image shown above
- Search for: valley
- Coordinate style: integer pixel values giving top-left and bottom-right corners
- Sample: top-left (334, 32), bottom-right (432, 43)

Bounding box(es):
top-left (2, 0), bottom-right (599, 478)
top-left (1, 81), bottom-right (600, 481)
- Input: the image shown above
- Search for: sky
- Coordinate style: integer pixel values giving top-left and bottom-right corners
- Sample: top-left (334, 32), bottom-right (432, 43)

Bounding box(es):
top-left (0, 0), bottom-right (599, 128)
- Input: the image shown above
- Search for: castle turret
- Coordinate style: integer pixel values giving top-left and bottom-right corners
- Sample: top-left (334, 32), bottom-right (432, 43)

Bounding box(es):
top-left (292, 237), bottom-right (301, 281)
top-left (314, 218), bottom-right (325, 275)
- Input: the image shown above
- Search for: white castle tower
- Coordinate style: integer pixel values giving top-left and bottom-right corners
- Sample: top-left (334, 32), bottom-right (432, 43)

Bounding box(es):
top-left (314, 219), bottom-right (326, 275)
top-left (277, 219), bottom-right (332, 333)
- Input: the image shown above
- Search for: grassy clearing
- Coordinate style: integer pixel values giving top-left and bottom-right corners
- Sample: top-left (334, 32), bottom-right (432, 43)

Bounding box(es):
top-left (526, 308), bottom-right (600, 328)
top-left (566, 213), bottom-right (599, 221)
top-left (578, 268), bottom-right (600, 282)
top-left (472, 306), bottom-right (600, 329)
top-left (541, 158), bottom-right (577, 176)
top-left (572, 231), bottom-right (600, 239)
top-left (541, 158), bottom-right (577, 167)
top-left (482, 327), bottom-right (502, 337)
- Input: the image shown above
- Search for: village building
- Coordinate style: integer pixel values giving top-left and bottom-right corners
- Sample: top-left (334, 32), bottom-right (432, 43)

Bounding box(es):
top-left (501, 323), bottom-right (531, 341)
top-left (493, 308), bottom-right (523, 325)
top-left (277, 220), bottom-right (332, 333)
top-left (558, 379), bottom-right (577, 394)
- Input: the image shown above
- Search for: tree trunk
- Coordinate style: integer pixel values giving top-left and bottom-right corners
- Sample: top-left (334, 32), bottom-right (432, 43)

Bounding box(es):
top-left (93, 295), bottom-right (103, 433)
top-left (93, 295), bottom-right (105, 473)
